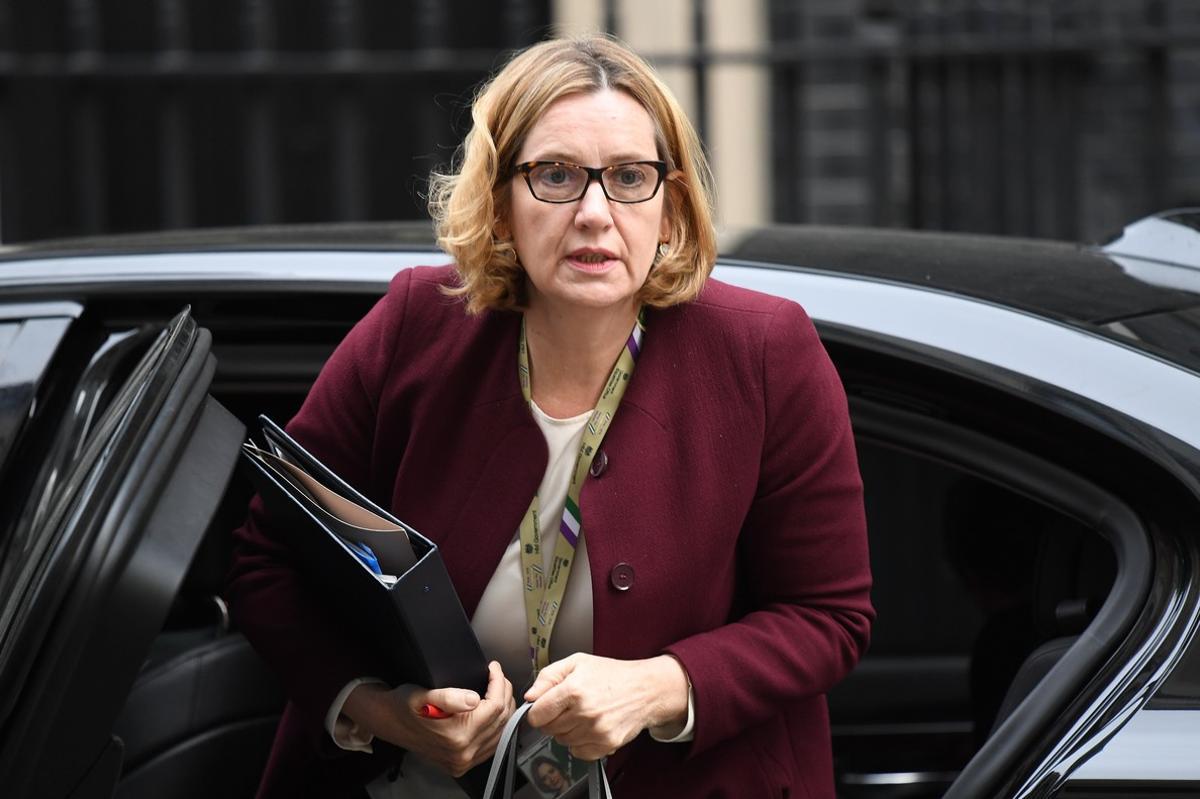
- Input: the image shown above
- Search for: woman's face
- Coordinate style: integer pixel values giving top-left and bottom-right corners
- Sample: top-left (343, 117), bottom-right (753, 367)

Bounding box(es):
top-left (507, 89), bottom-right (670, 316)
top-left (535, 761), bottom-right (568, 791)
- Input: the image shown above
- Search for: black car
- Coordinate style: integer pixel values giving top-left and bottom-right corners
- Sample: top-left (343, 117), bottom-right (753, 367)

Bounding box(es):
top-left (2, 211), bottom-right (1199, 799)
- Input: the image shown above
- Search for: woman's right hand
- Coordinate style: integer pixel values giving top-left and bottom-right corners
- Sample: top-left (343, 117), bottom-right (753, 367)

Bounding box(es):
top-left (342, 660), bottom-right (515, 777)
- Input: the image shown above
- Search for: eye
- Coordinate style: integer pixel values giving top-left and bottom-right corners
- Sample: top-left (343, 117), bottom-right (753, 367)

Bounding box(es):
top-left (612, 165), bottom-right (647, 187)
top-left (530, 164), bottom-right (578, 187)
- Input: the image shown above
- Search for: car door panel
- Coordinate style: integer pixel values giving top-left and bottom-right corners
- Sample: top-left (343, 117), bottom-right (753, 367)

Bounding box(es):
top-left (0, 309), bottom-right (244, 799)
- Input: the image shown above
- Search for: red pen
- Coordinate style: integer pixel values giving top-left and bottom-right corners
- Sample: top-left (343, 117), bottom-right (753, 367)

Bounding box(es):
top-left (418, 703), bottom-right (451, 719)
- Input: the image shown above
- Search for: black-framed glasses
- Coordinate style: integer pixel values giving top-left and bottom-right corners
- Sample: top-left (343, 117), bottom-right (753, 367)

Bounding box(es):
top-left (514, 160), bottom-right (668, 204)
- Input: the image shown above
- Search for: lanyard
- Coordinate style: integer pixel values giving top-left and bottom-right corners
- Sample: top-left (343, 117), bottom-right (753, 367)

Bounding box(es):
top-left (517, 311), bottom-right (645, 672)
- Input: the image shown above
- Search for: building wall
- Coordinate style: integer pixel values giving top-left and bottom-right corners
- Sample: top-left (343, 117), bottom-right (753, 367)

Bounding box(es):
top-left (553, 0), bottom-right (770, 230)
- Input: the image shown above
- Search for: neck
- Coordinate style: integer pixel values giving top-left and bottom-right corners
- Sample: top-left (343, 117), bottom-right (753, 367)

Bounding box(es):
top-left (523, 300), bottom-right (638, 418)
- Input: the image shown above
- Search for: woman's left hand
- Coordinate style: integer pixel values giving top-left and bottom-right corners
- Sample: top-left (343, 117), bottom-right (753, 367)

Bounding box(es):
top-left (523, 653), bottom-right (690, 761)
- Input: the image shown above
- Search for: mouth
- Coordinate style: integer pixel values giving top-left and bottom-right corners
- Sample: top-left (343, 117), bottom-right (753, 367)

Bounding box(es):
top-left (568, 248), bottom-right (618, 262)
top-left (566, 249), bottom-right (619, 273)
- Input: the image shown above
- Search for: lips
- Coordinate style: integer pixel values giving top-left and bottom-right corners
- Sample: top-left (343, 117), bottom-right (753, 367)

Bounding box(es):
top-left (566, 248), bottom-right (619, 273)
top-left (568, 248), bottom-right (617, 262)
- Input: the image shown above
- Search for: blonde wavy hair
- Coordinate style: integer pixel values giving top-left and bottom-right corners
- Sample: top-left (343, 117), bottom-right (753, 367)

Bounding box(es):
top-left (428, 35), bottom-right (717, 314)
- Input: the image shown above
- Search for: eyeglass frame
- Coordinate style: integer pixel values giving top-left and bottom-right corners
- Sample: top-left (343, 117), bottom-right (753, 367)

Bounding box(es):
top-left (512, 160), bottom-right (669, 204)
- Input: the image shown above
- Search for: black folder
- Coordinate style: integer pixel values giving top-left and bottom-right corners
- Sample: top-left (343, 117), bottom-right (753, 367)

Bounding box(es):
top-left (241, 415), bottom-right (489, 697)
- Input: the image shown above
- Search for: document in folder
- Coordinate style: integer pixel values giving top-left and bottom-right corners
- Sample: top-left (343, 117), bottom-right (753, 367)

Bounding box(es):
top-left (243, 442), bottom-right (419, 580)
top-left (241, 416), bottom-right (489, 697)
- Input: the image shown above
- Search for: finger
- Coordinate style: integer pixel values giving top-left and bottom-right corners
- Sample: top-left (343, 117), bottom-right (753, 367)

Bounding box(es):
top-left (480, 680), bottom-right (513, 733)
top-left (474, 723), bottom-right (506, 764)
top-left (417, 686), bottom-right (481, 715)
top-left (526, 680), bottom-right (575, 728)
top-left (524, 656), bottom-right (577, 702)
top-left (485, 673), bottom-right (514, 728)
top-left (483, 661), bottom-right (507, 701)
top-left (541, 715), bottom-right (587, 741)
top-left (480, 662), bottom-right (510, 725)
top-left (500, 671), bottom-right (514, 714)
top-left (469, 685), bottom-right (512, 771)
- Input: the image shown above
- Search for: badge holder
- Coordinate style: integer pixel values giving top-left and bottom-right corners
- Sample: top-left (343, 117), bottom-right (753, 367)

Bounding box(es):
top-left (483, 703), bottom-right (612, 799)
top-left (516, 732), bottom-right (592, 797)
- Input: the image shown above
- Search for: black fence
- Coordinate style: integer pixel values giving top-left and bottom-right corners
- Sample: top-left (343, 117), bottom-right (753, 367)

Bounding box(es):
top-left (766, 0), bottom-right (1200, 241)
top-left (692, 0), bottom-right (1198, 241)
top-left (0, 0), bottom-right (550, 242)
top-left (1, 0), bottom-right (1198, 243)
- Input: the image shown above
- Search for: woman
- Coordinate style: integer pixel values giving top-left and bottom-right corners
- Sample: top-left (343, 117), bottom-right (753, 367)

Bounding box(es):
top-left (530, 756), bottom-right (570, 796)
top-left (226, 35), bottom-right (873, 799)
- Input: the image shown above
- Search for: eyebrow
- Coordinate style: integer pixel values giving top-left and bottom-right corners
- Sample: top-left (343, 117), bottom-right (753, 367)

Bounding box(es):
top-left (523, 151), bottom-right (657, 165)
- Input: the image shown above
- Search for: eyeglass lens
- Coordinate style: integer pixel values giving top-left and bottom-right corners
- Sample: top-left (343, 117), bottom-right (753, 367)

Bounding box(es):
top-left (527, 163), bottom-right (661, 202)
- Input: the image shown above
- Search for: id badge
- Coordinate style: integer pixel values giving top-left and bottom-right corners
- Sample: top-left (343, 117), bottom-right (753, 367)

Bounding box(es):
top-left (515, 733), bottom-right (592, 798)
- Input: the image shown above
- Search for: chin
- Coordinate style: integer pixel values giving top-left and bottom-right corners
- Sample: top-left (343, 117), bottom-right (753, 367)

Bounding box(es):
top-left (550, 281), bottom-right (639, 311)
top-left (560, 291), bottom-right (638, 312)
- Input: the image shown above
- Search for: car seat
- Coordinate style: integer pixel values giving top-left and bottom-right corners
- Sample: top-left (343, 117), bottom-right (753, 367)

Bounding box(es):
top-left (112, 482), bottom-right (285, 799)
top-left (985, 521), bottom-right (1115, 737)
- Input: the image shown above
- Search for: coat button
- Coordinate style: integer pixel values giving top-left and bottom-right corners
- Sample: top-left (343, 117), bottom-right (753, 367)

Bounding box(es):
top-left (610, 562), bottom-right (635, 591)
top-left (589, 449), bottom-right (609, 478)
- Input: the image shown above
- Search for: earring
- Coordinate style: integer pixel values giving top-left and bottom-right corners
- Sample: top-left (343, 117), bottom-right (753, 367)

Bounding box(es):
top-left (656, 241), bottom-right (669, 260)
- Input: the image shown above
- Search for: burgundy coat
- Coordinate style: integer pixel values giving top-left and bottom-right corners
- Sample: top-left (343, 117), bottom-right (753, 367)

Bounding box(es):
top-left (225, 265), bottom-right (873, 798)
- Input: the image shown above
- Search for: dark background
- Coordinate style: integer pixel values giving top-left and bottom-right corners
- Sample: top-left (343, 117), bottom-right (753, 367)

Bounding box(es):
top-left (0, 0), bottom-right (1196, 244)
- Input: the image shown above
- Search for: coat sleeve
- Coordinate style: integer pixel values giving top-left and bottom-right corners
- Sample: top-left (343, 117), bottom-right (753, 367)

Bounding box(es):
top-left (223, 268), bottom-right (415, 737)
top-left (663, 299), bottom-right (874, 756)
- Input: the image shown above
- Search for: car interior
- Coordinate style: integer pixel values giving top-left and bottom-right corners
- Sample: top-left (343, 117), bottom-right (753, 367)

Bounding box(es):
top-left (4, 290), bottom-right (1156, 798)
top-left (829, 413), bottom-right (1117, 798)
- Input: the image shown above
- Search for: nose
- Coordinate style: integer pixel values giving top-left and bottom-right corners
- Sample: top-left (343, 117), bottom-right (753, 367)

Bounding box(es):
top-left (574, 179), bottom-right (613, 229)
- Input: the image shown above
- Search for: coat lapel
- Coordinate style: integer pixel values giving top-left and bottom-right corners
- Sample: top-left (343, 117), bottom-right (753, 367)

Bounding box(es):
top-left (436, 393), bottom-right (547, 618)
top-left (419, 311), bottom-right (548, 618)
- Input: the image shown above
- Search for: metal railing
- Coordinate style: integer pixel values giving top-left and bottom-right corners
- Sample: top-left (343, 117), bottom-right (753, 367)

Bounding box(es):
top-left (1, 0), bottom-right (1197, 244)
top-left (0, 0), bottom-right (549, 242)
top-left (637, 0), bottom-right (1200, 241)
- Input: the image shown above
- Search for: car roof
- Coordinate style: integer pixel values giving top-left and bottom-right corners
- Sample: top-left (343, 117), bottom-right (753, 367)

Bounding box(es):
top-left (721, 220), bottom-right (1200, 326)
top-left (0, 221), bottom-right (443, 259)
top-left (3, 214), bottom-right (1200, 372)
top-left (5, 214), bottom-right (1198, 320)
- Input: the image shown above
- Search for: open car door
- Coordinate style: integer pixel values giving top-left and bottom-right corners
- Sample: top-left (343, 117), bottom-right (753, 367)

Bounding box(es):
top-left (0, 305), bottom-right (243, 799)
